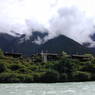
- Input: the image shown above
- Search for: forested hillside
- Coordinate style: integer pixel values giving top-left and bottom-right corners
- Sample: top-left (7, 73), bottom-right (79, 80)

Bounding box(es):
top-left (0, 49), bottom-right (95, 83)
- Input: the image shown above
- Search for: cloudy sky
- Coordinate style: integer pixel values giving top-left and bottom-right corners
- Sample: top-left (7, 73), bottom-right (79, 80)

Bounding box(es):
top-left (0, 0), bottom-right (95, 46)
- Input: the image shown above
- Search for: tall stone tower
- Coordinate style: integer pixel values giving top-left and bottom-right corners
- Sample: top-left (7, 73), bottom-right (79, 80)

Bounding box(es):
top-left (41, 51), bottom-right (47, 63)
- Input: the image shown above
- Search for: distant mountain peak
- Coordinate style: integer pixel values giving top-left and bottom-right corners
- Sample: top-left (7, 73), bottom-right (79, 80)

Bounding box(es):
top-left (18, 31), bottom-right (48, 44)
top-left (0, 32), bottom-right (94, 55)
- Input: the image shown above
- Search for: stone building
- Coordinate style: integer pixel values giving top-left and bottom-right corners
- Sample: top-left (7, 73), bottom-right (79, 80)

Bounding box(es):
top-left (70, 54), bottom-right (91, 61)
top-left (31, 52), bottom-right (60, 63)
top-left (4, 52), bottom-right (22, 58)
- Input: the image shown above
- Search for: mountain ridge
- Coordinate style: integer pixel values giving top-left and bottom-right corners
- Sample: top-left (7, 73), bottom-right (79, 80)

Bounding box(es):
top-left (0, 32), bottom-right (94, 55)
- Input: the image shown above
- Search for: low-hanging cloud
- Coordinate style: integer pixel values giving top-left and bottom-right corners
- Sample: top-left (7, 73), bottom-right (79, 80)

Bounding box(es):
top-left (45, 7), bottom-right (95, 47)
top-left (0, 0), bottom-right (95, 47)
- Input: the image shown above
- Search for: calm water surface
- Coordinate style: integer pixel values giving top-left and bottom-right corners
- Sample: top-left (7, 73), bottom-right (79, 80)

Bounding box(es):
top-left (0, 82), bottom-right (95, 95)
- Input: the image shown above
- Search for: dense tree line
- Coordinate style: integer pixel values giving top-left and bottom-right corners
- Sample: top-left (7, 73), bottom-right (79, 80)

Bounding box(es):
top-left (0, 49), bottom-right (95, 83)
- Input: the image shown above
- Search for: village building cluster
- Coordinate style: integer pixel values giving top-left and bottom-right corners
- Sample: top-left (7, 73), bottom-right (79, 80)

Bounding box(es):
top-left (4, 51), bottom-right (93, 63)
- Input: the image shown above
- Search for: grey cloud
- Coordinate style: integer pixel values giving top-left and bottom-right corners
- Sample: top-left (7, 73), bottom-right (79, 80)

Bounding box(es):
top-left (44, 7), bottom-right (95, 47)
top-left (0, 1), bottom-right (95, 47)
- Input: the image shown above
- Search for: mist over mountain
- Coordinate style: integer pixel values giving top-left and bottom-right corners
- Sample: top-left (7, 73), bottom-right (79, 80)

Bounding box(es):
top-left (0, 0), bottom-right (95, 55)
top-left (0, 0), bottom-right (95, 47)
top-left (0, 31), bottom-right (93, 56)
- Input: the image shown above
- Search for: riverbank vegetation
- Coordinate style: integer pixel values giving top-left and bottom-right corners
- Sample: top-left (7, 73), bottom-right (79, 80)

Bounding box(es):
top-left (0, 49), bottom-right (95, 83)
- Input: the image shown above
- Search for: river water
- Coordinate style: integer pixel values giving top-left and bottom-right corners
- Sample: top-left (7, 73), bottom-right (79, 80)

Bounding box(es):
top-left (0, 82), bottom-right (95, 95)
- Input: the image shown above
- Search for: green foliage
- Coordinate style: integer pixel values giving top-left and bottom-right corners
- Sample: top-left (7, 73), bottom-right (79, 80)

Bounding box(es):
top-left (0, 49), bottom-right (95, 83)
top-left (18, 68), bottom-right (32, 74)
top-left (40, 70), bottom-right (60, 83)
top-left (84, 54), bottom-right (93, 57)
top-left (0, 73), bottom-right (20, 83)
top-left (17, 74), bottom-right (34, 83)
top-left (9, 64), bottom-right (25, 71)
top-left (54, 58), bottom-right (79, 74)
top-left (29, 65), bottom-right (39, 71)
top-left (0, 61), bottom-right (7, 73)
top-left (43, 62), bottom-right (55, 69)
top-left (0, 49), bottom-right (4, 58)
top-left (73, 71), bottom-right (91, 81)
top-left (80, 64), bottom-right (95, 73)
top-left (0, 73), bottom-right (34, 83)
top-left (60, 73), bottom-right (68, 82)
